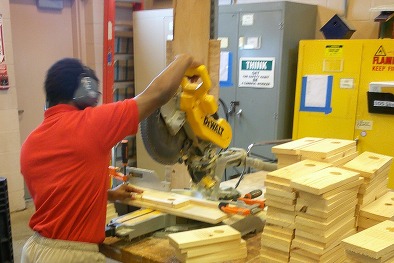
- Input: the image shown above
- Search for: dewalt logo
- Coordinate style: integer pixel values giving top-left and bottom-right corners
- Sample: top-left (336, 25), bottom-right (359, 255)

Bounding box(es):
top-left (203, 117), bottom-right (224, 136)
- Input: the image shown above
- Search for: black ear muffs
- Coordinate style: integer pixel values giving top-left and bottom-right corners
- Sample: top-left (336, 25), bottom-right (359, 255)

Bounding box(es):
top-left (73, 72), bottom-right (101, 109)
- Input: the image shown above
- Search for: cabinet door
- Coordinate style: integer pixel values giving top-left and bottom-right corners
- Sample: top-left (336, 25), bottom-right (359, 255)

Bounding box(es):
top-left (292, 40), bottom-right (362, 141)
top-left (219, 10), bottom-right (282, 161)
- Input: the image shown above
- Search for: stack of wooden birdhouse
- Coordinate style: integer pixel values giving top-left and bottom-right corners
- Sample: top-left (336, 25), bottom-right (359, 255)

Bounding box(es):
top-left (289, 166), bottom-right (362, 262)
top-left (271, 137), bottom-right (323, 168)
top-left (357, 191), bottom-right (394, 231)
top-left (168, 225), bottom-right (246, 263)
top-left (342, 151), bottom-right (393, 218)
top-left (272, 137), bottom-right (358, 169)
top-left (261, 160), bottom-right (332, 262)
top-left (342, 220), bottom-right (394, 262)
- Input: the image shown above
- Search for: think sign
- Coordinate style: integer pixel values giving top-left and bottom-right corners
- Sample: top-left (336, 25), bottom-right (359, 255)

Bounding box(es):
top-left (239, 57), bottom-right (275, 88)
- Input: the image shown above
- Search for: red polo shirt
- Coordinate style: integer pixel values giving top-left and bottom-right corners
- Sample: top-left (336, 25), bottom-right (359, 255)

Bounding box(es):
top-left (20, 99), bottom-right (139, 243)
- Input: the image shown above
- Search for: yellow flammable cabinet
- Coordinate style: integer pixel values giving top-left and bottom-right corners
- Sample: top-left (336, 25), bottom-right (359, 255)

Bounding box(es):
top-left (293, 39), bottom-right (394, 187)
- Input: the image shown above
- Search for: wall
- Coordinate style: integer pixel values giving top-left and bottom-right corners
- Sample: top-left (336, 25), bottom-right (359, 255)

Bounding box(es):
top-left (6, 0), bottom-right (103, 212)
top-left (0, 1), bottom-right (25, 212)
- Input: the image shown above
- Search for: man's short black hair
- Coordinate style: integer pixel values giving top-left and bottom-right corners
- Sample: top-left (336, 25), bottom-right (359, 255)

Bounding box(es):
top-left (45, 58), bottom-right (99, 108)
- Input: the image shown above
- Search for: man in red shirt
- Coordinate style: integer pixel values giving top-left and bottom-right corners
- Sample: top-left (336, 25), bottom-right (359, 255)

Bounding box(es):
top-left (20, 54), bottom-right (198, 262)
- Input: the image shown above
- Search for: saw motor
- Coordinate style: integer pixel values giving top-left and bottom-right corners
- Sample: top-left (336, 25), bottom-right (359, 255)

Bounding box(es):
top-left (140, 65), bottom-right (232, 189)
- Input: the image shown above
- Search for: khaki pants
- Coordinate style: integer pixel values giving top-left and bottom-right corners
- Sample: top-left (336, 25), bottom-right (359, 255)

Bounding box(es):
top-left (21, 232), bottom-right (106, 263)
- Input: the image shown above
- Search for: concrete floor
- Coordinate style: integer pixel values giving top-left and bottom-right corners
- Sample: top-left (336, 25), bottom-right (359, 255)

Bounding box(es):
top-left (10, 200), bottom-right (120, 263)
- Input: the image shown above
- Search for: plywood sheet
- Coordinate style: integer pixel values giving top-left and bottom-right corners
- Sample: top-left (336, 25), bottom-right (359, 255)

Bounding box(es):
top-left (342, 220), bottom-right (394, 259)
top-left (290, 167), bottom-right (360, 195)
top-left (298, 138), bottom-right (356, 159)
top-left (343, 151), bottom-right (393, 178)
top-left (271, 137), bottom-right (323, 155)
top-left (168, 225), bottom-right (240, 249)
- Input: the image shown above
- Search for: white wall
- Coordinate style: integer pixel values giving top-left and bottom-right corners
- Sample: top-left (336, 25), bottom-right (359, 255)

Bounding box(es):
top-left (6, 0), bottom-right (103, 211)
top-left (0, 0), bottom-right (25, 212)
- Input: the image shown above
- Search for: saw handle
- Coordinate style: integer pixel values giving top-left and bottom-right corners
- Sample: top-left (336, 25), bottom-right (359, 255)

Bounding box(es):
top-left (181, 65), bottom-right (211, 93)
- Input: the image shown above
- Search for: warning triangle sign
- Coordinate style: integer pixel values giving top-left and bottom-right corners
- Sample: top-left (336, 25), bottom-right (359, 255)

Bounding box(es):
top-left (375, 45), bottom-right (386, 56)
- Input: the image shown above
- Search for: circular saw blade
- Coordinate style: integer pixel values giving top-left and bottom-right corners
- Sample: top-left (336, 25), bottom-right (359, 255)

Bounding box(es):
top-left (140, 109), bottom-right (188, 165)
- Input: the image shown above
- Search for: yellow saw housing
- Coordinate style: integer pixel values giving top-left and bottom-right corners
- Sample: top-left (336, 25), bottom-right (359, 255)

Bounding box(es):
top-left (179, 65), bottom-right (232, 149)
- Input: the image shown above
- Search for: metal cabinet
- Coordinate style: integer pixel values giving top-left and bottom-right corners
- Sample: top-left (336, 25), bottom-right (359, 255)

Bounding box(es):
top-left (218, 2), bottom-right (316, 162)
top-left (133, 2), bottom-right (317, 180)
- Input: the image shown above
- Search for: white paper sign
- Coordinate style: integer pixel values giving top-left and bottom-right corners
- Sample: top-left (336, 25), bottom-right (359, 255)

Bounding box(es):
top-left (238, 57), bottom-right (275, 88)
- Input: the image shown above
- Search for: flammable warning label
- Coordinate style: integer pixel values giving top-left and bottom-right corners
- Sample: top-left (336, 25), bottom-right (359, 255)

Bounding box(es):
top-left (372, 45), bottom-right (394, 72)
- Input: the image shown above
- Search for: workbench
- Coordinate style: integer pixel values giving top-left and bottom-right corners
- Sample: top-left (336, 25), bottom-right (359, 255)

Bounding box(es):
top-left (100, 171), bottom-right (267, 263)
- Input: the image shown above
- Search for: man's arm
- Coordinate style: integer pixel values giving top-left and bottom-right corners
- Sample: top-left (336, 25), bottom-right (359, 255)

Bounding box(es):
top-left (134, 54), bottom-right (199, 121)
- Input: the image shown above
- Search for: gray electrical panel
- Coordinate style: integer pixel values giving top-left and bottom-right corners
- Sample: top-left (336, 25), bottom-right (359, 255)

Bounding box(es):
top-left (218, 2), bottom-right (316, 163)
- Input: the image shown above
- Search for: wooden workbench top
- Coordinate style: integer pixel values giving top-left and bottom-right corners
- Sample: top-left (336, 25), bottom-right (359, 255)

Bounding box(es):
top-left (100, 171), bottom-right (267, 262)
top-left (100, 231), bottom-right (262, 263)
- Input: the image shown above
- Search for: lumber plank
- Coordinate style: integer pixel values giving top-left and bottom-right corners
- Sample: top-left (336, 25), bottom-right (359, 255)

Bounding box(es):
top-left (126, 188), bottom-right (228, 224)
top-left (271, 137), bottom-right (323, 155)
top-left (290, 167), bottom-right (360, 195)
top-left (343, 151), bottom-right (393, 178)
top-left (341, 220), bottom-right (394, 259)
top-left (360, 191), bottom-right (394, 223)
top-left (168, 225), bottom-right (240, 249)
top-left (267, 160), bottom-right (332, 185)
top-left (172, 0), bottom-right (210, 65)
top-left (298, 138), bottom-right (356, 159)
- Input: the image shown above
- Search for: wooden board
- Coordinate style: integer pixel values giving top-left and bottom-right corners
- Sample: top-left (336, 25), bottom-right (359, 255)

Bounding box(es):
top-left (168, 225), bottom-right (240, 249)
top-left (290, 244), bottom-right (346, 263)
top-left (290, 167), bottom-right (360, 195)
top-left (182, 241), bottom-right (247, 263)
top-left (266, 160), bottom-right (332, 185)
top-left (261, 231), bottom-right (292, 253)
top-left (179, 239), bottom-right (241, 258)
top-left (266, 207), bottom-right (296, 229)
top-left (298, 138), bottom-right (356, 159)
top-left (292, 228), bottom-right (355, 255)
top-left (298, 177), bottom-right (363, 199)
top-left (260, 246), bottom-right (290, 262)
top-left (126, 188), bottom-right (228, 224)
top-left (360, 191), bottom-right (394, 222)
top-left (172, 0), bottom-right (210, 65)
top-left (341, 220), bottom-right (394, 259)
top-left (271, 137), bottom-right (323, 155)
top-left (295, 216), bottom-right (355, 244)
top-left (343, 151), bottom-right (393, 178)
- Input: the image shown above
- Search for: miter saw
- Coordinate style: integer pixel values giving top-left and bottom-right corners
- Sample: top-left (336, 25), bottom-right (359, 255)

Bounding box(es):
top-left (140, 65), bottom-right (276, 200)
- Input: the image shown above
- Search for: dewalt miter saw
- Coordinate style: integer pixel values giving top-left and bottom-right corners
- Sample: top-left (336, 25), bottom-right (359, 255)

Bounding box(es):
top-left (141, 65), bottom-right (276, 200)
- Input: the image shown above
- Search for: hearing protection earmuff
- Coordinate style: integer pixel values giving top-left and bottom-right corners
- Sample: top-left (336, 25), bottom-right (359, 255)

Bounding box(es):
top-left (73, 68), bottom-right (101, 110)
